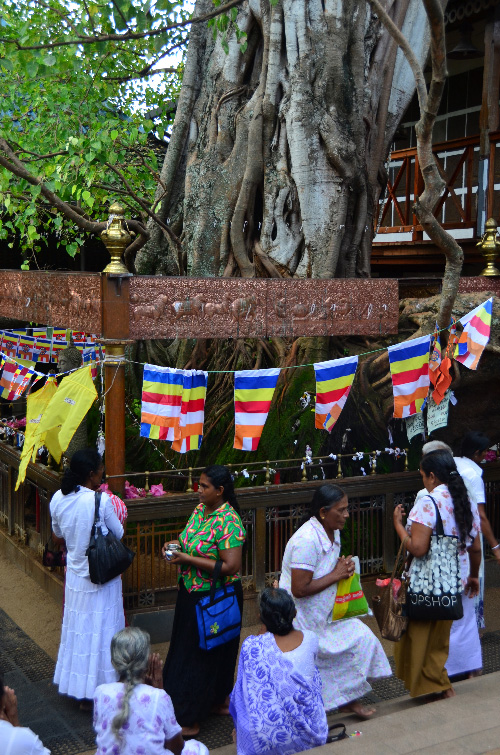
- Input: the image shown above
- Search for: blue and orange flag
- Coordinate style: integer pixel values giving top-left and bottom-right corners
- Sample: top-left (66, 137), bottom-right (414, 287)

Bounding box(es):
top-left (388, 334), bottom-right (431, 418)
top-left (1, 332), bottom-right (19, 359)
top-left (17, 335), bottom-right (38, 362)
top-left (314, 356), bottom-right (358, 432)
top-left (35, 337), bottom-right (52, 363)
top-left (454, 297), bottom-right (493, 370)
top-left (141, 365), bottom-right (184, 441)
top-left (233, 368), bottom-right (280, 451)
top-left (0, 359), bottom-right (34, 400)
top-left (171, 370), bottom-right (208, 453)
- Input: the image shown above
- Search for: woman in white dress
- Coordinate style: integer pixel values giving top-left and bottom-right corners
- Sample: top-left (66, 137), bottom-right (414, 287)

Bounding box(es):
top-left (279, 484), bottom-right (391, 718)
top-left (0, 676), bottom-right (50, 755)
top-left (50, 448), bottom-right (125, 706)
top-left (94, 628), bottom-right (207, 755)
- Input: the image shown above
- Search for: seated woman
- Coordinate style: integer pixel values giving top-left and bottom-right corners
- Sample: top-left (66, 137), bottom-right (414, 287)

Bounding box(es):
top-left (0, 675), bottom-right (50, 754)
top-left (230, 587), bottom-right (328, 755)
top-left (93, 628), bottom-right (208, 755)
top-left (279, 484), bottom-right (391, 718)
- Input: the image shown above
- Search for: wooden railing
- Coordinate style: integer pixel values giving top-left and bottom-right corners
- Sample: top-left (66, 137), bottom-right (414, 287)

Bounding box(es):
top-left (375, 131), bottom-right (500, 241)
top-left (2, 441), bottom-right (500, 612)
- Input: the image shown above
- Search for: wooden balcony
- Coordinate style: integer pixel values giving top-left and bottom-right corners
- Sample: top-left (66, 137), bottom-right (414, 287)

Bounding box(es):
top-left (372, 132), bottom-right (500, 272)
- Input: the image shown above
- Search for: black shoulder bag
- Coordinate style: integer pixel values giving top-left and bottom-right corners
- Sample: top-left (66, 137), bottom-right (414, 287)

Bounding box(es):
top-left (86, 491), bottom-right (135, 585)
top-left (406, 496), bottom-right (463, 621)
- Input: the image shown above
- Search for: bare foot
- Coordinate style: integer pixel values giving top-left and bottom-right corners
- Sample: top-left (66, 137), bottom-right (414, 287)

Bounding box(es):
top-left (340, 701), bottom-right (375, 720)
top-left (79, 699), bottom-right (93, 711)
top-left (145, 652), bottom-right (163, 689)
top-left (212, 695), bottom-right (231, 715)
top-left (181, 724), bottom-right (200, 737)
top-left (441, 687), bottom-right (456, 699)
top-left (467, 669), bottom-right (482, 678)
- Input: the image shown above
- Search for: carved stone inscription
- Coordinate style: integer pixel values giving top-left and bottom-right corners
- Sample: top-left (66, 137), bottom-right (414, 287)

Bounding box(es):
top-left (0, 271), bottom-right (102, 334)
top-left (130, 278), bottom-right (399, 339)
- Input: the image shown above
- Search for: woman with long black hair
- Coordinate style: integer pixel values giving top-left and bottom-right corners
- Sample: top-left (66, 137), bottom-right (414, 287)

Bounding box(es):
top-left (161, 465), bottom-right (246, 737)
top-left (393, 449), bottom-right (481, 699)
top-left (49, 448), bottom-right (125, 707)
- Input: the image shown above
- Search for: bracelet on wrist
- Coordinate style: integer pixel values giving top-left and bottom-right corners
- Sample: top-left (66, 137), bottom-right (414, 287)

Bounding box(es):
top-left (492, 543), bottom-right (500, 551)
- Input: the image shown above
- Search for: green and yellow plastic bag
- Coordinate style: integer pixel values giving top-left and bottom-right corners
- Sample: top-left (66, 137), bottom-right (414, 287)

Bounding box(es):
top-left (332, 557), bottom-right (369, 621)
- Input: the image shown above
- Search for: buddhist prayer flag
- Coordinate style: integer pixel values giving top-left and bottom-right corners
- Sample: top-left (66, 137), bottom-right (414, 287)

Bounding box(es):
top-left (314, 356), bottom-right (358, 432)
top-left (0, 359), bottom-right (34, 400)
top-left (429, 325), bottom-right (441, 387)
top-left (388, 334), bottom-right (431, 418)
top-left (17, 335), bottom-right (38, 362)
top-left (454, 297), bottom-right (493, 370)
top-left (51, 339), bottom-right (67, 363)
top-left (36, 337), bottom-right (52, 363)
top-left (52, 329), bottom-right (67, 343)
top-left (233, 368), bottom-right (280, 451)
top-left (171, 370), bottom-right (208, 453)
top-left (36, 366), bottom-right (97, 462)
top-left (141, 365), bottom-right (184, 441)
top-left (32, 328), bottom-right (47, 340)
top-left (15, 378), bottom-right (59, 490)
top-left (1, 332), bottom-right (19, 358)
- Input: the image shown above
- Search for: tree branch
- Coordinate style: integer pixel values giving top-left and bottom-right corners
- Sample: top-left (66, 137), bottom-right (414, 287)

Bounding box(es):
top-left (0, 0), bottom-right (244, 51)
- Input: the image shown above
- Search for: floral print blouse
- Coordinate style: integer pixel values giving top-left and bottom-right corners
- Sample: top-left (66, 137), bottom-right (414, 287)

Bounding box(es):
top-left (94, 683), bottom-right (180, 755)
top-left (179, 502), bottom-right (246, 592)
top-left (407, 483), bottom-right (480, 588)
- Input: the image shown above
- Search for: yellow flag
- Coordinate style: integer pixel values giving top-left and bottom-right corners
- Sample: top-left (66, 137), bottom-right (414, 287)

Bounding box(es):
top-left (36, 366), bottom-right (97, 463)
top-left (15, 378), bottom-right (60, 490)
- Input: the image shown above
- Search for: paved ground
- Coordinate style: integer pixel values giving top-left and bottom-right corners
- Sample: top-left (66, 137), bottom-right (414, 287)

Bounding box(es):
top-left (1, 548), bottom-right (499, 754)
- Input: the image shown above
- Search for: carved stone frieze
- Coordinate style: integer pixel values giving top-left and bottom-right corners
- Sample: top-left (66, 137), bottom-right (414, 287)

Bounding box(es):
top-left (129, 277), bottom-right (399, 339)
top-left (0, 271), bottom-right (102, 334)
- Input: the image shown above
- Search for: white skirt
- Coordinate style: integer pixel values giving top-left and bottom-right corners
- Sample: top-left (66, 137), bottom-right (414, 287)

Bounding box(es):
top-left (316, 618), bottom-right (392, 711)
top-left (54, 569), bottom-right (125, 700)
top-left (445, 590), bottom-right (482, 677)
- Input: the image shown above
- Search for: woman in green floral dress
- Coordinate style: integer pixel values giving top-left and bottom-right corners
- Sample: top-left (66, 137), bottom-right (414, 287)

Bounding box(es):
top-left (161, 465), bottom-right (246, 737)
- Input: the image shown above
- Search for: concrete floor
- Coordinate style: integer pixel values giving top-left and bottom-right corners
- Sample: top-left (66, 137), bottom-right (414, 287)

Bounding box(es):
top-left (1, 549), bottom-right (500, 754)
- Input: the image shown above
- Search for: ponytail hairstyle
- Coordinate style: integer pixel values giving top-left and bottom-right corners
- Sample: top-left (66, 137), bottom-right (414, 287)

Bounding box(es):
top-left (110, 627), bottom-right (150, 740)
top-left (202, 465), bottom-right (241, 518)
top-left (308, 484), bottom-right (346, 521)
top-left (461, 431), bottom-right (490, 460)
top-left (60, 448), bottom-right (103, 495)
top-left (420, 449), bottom-right (473, 548)
top-left (260, 587), bottom-right (296, 636)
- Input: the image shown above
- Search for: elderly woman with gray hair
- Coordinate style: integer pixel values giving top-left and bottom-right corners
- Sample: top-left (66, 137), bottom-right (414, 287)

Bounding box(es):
top-left (93, 628), bottom-right (208, 755)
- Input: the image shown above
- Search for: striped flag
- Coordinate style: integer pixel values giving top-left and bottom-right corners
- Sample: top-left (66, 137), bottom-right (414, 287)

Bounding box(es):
top-left (233, 368), bottom-right (280, 451)
top-left (51, 339), bottom-right (67, 363)
top-left (1, 332), bottom-right (20, 358)
top-left (454, 297), bottom-right (493, 370)
top-left (314, 356), bottom-right (358, 432)
top-left (0, 359), bottom-right (34, 400)
top-left (140, 365), bottom-right (184, 441)
top-left (429, 324), bottom-right (441, 388)
top-left (32, 328), bottom-right (47, 340)
top-left (17, 335), bottom-right (38, 362)
top-left (171, 370), bottom-right (208, 453)
top-left (388, 334), bottom-right (431, 418)
top-left (36, 337), bottom-right (52, 363)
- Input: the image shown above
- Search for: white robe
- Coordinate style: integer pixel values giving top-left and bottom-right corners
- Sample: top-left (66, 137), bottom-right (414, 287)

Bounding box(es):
top-left (279, 517), bottom-right (391, 710)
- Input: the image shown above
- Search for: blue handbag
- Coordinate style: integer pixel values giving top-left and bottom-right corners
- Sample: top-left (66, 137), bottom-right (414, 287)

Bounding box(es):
top-left (196, 560), bottom-right (242, 651)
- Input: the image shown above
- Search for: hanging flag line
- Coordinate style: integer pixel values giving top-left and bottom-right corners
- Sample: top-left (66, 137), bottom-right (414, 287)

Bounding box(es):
top-left (2, 298), bottom-right (494, 458)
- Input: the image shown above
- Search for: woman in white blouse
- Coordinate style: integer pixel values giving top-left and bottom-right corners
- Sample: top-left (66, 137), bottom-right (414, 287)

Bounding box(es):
top-left (50, 448), bottom-right (125, 708)
top-left (280, 484), bottom-right (391, 718)
top-left (393, 449), bottom-right (481, 700)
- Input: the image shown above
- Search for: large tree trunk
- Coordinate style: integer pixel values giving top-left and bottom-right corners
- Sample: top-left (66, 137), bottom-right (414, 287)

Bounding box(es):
top-left (136, 0), bottom-right (432, 279)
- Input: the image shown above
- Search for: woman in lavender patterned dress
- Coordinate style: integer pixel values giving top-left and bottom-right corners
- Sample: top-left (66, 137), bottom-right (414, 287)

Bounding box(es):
top-left (93, 628), bottom-right (207, 755)
top-left (230, 587), bottom-right (328, 755)
top-left (280, 484), bottom-right (391, 718)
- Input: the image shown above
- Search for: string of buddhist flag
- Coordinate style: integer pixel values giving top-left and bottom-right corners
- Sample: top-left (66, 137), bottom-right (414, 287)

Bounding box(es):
top-left (0, 327), bottom-right (102, 402)
top-left (0, 297), bottom-right (493, 456)
top-left (139, 297), bottom-right (493, 453)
